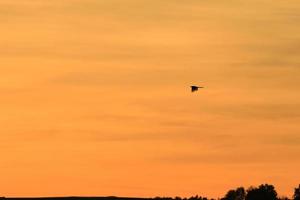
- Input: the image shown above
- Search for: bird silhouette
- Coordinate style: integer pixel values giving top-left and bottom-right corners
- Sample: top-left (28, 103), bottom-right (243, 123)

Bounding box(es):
top-left (191, 85), bottom-right (203, 92)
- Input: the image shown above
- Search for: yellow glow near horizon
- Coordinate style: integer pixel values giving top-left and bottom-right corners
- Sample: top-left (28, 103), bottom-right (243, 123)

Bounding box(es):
top-left (0, 0), bottom-right (300, 198)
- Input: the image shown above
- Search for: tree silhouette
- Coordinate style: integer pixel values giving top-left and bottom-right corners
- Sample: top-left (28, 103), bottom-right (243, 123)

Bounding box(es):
top-left (222, 187), bottom-right (246, 200)
top-left (294, 185), bottom-right (300, 200)
top-left (246, 184), bottom-right (277, 200)
top-left (278, 196), bottom-right (289, 200)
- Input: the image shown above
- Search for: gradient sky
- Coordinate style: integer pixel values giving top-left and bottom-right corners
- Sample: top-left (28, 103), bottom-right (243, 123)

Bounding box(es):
top-left (1, 0), bottom-right (300, 198)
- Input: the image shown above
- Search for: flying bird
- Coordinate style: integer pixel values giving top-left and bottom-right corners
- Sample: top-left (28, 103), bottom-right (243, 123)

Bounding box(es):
top-left (191, 85), bottom-right (204, 92)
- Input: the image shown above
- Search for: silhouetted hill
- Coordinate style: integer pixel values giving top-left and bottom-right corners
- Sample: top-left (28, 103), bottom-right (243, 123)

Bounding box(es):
top-left (3, 197), bottom-right (151, 200)
top-left (2, 184), bottom-right (300, 200)
top-left (0, 197), bottom-right (210, 200)
top-left (2, 197), bottom-right (151, 200)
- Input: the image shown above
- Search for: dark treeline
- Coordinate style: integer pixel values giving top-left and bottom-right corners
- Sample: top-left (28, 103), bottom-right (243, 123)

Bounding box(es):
top-left (219, 184), bottom-right (300, 200)
top-left (1, 184), bottom-right (300, 200)
top-left (153, 184), bottom-right (300, 200)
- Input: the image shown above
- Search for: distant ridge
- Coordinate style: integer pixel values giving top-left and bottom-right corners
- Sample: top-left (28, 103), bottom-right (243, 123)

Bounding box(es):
top-left (1, 197), bottom-right (152, 200)
top-left (3, 197), bottom-right (151, 200)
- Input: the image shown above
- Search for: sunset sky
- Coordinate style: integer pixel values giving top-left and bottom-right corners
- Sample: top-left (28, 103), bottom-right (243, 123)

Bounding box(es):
top-left (1, 0), bottom-right (300, 198)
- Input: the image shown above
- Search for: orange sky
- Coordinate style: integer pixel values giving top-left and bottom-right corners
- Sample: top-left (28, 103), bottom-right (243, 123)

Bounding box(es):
top-left (1, 0), bottom-right (300, 198)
